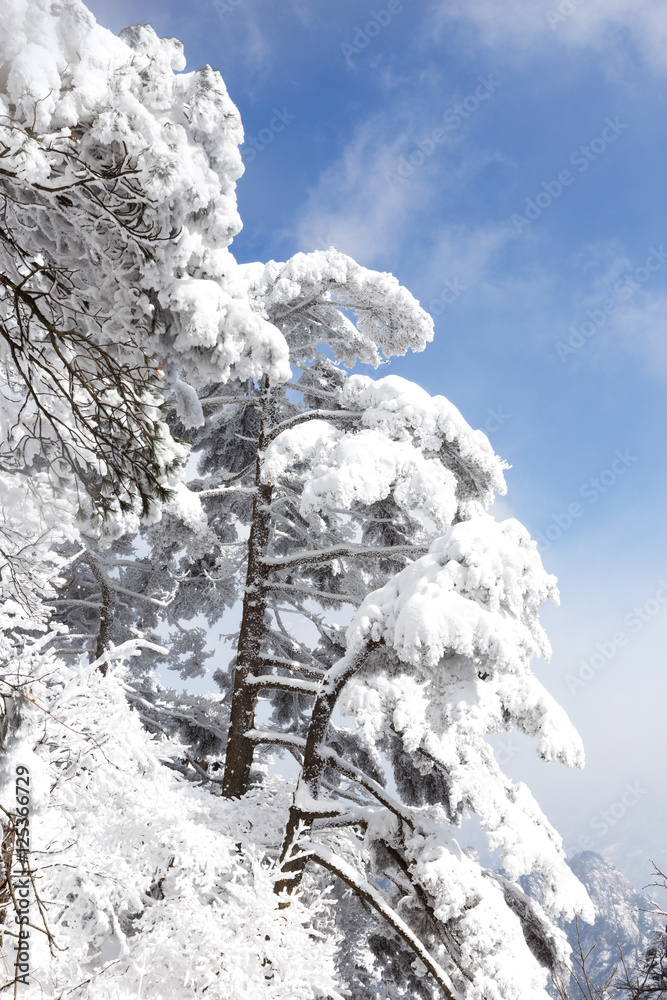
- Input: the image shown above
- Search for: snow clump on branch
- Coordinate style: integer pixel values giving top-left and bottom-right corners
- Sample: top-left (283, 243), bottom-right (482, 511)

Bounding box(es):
top-left (0, 0), bottom-right (291, 431)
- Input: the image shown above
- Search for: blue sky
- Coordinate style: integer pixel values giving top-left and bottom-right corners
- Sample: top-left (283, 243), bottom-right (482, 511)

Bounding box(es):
top-left (88, 0), bottom-right (667, 885)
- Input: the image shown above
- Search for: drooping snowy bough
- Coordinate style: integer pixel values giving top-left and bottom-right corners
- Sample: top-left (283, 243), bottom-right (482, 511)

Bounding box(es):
top-left (0, 2), bottom-right (593, 998)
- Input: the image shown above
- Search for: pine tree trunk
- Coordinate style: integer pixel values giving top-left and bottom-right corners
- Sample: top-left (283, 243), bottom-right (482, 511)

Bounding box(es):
top-left (221, 385), bottom-right (273, 799)
top-left (87, 556), bottom-right (115, 674)
top-left (275, 641), bottom-right (381, 894)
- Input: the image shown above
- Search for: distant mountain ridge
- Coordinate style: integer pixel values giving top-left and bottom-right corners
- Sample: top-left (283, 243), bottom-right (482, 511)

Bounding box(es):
top-left (520, 850), bottom-right (662, 993)
top-left (563, 852), bottom-right (663, 989)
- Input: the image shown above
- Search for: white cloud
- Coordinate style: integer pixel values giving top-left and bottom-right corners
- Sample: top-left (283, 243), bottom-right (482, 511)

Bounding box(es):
top-left (417, 224), bottom-right (512, 300)
top-left (436, 0), bottom-right (667, 76)
top-left (606, 291), bottom-right (667, 375)
top-left (554, 241), bottom-right (667, 376)
top-left (294, 115), bottom-right (418, 265)
top-left (294, 103), bottom-right (509, 272)
top-left (210, 0), bottom-right (318, 84)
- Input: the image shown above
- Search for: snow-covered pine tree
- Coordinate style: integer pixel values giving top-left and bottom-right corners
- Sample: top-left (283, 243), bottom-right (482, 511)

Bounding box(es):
top-left (119, 247), bottom-right (592, 998)
top-left (0, 1), bottom-right (596, 997)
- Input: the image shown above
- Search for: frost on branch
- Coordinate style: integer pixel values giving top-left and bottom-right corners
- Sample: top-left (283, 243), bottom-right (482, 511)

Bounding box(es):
top-left (0, 650), bottom-right (343, 999)
top-left (241, 248), bottom-right (434, 367)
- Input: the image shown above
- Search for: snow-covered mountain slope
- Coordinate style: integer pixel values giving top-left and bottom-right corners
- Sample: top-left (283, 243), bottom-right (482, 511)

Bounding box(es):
top-left (563, 852), bottom-right (663, 989)
top-left (523, 850), bottom-right (663, 992)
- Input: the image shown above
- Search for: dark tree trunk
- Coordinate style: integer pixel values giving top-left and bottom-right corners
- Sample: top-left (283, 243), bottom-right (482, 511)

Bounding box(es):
top-left (87, 556), bottom-right (115, 675)
top-left (275, 641), bottom-right (381, 895)
top-left (222, 383), bottom-right (273, 799)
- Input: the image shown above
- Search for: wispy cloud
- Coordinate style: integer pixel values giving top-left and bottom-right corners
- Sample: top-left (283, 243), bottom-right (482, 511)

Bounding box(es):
top-left (549, 241), bottom-right (667, 375)
top-left (606, 291), bottom-right (667, 375)
top-left (210, 0), bottom-right (322, 87)
top-left (294, 114), bottom-right (419, 264)
top-left (413, 224), bottom-right (512, 308)
top-left (434, 0), bottom-right (667, 76)
top-left (294, 101), bottom-right (508, 271)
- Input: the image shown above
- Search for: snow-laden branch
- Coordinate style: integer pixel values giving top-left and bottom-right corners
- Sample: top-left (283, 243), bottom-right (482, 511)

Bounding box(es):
top-left (244, 729), bottom-right (307, 750)
top-left (88, 558), bottom-right (157, 571)
top-left (256, 654), bottom-right (326, 678)
top-left (200, 395), bottom-right (261, 406)
top-left (272, 292), bottom-right (327, 323)
top-left (263, 582), bottom-right (360, 605)
top-left (192, 462), bottom-right (256, 493)
top-left (260, 542), bottom-right (426, 570)
top-left (264, 409), bottom-right (360, 445)
top-left (318, 745), bottom-right (413, 827)
top-left (105, 580), bottom-right (174, 608)
top-left (87, 638), bottom-right (169, 673)
top-left (51, 597), bottom-right (102, 608)
top-left (245, 675), bottom-right (320, 695)
top-left (299, 842), bottom-right (460, 1000)
top-left (195, 485), bottom-right (257, 498)
top-left (124, 691), bottom-right (229, 743)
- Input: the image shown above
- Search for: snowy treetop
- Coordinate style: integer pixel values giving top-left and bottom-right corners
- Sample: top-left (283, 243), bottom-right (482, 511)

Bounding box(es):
top-left (0, 0), bottom-right (291, 391)
top-left (341, 374), bottom-right (508, 508)
top-left (241, 249), bottom-right (435, 367)
top-left (348, 516), bottom-right (557, 667)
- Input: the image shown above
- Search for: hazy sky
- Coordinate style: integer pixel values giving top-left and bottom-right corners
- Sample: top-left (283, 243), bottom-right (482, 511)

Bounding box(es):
top-left (87, 0), bottom-right (667, 887)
